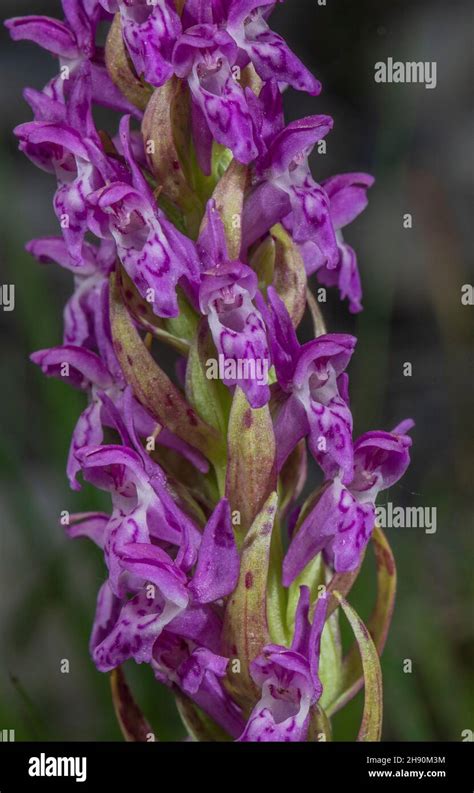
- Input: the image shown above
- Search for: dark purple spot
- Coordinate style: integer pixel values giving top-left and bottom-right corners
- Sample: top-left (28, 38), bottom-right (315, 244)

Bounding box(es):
top-left (245, 571), bottom-right (253, 589)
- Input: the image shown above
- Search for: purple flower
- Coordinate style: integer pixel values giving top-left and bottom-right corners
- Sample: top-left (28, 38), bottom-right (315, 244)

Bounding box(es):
top-left (257, 287), bottom-right (356, 478)
top-left (243, 109), bottom-right (338, 267)
top-left (239, 587), bottom-right (327, 741)
top-left (151, 606), bottom-right (246, 738)
top-left (103, 0), bottom-right (181, 87)
top-left (5, 1), bottom-right (138, 116)
top-left (84, 497), bottom-right (239, 671)
top-left (197, 201), bottom-right (270, 408)
top-left (12, 0), bottom-right (413, 744)
top-left (174, 24), bottom-right (259, 169)
top-left (172, 1), bottom-right (320, 170)
top-left (298, 172), bottom-right (375, 313)
top-left (14, 68), bottom-right (126, 264)
top-left (283, 421), bottom-right (414, 580)
top-left (225, 1), bottom-right (321, 95)
top-left (88, 117), bottom-right (201, 318)
top-left (26, 236), bottom-right (116, 347)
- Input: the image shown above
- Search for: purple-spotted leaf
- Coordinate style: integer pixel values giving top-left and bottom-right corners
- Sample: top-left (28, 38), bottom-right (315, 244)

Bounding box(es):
top-left (327, 526), bottom-right (395, 716)
top-left (225, 387), bottom-right (276, 538)
top-left (271, 224), bottom-right (307, 328)
top-left (109, 273), bottom-right (222, 462)
top-left (332, 591), bottom-right (383, 742)
top-left (105, 14), bottom-right (152, 111)
top-left (110, 667), bottom-right (154, 742)
top-left (222, 491), bottom-right (278, 712)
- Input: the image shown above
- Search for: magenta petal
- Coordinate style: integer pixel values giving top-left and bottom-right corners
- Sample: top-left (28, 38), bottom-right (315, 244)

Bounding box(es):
top-left (265, 116), bottom-right (333, 175)
top-left (30, 345), bottom-right (113, 389)
top-left (322, 172), bottom-right (375, 230)
top-left (67, 511), bottom-right (109, 548)
top-left (67, 400), bottom-right (104, 490)
top-left (316, 242), bottom-right (363, 314)
top-left (90, 61), bottom-right (143, 118)
top-left (282, 481), bottom-right (342, 585)
top-left (242, 28), bottom-right (321, 95)
top-left (5, 16), bottom-right (79, 58)
top-left (189, 499), bottom-right (239, 604)
top-left (241, 182), bottom-right (290, 250)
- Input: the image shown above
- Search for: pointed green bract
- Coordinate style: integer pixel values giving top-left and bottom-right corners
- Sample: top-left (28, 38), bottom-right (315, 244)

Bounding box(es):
top-left (225, 387), bottom-right (276, 539)
top-left (142, 79), bottom-right (200, 226)
top-left (185, 319), bottom-right (230, 437)
top-left (222, 492), bottom-right (278, 711)
top-left (332, 592), bottom-right (383, 742)
top-left (327, 527), bottom-right (395, 715)
top-left (204, 159), bottom-right (248, 259)
top-left (271, 223), bottom-right (307, 327)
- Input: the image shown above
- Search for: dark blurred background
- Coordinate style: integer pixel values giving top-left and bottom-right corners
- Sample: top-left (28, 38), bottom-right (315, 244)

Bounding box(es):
top-left (0, 0), bottom-right (472, 741)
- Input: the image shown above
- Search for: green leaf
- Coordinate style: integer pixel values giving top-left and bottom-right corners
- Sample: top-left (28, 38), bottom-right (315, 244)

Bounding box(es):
top-left (109, 273), bottom-right (222, 463)
top-left (266, 514), bottom-right (290, 646)
top-left (327, 526), bottom-right (395, 715)
top-left (163, 288), bottom-right (199, 342)
top-left (319, 611), bottom-right (343, 710)
top-left (185, 319), bottom-right (230, 436)
top-left (332, 592), bottom-right (383, 742)
top-left (222, 492), bottom-right (278, 712)
top-left (110, 667), bottom-right (154, 742)
top-left (225, 387), bottom-right (276, 539)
